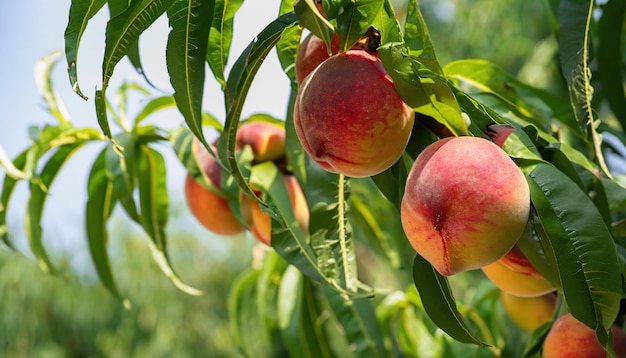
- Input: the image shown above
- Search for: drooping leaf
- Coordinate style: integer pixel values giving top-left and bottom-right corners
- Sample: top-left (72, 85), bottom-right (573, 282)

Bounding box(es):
top-left (404, 0), bottom-right (442, 74)
top-left (527, 162), bottom-right (621, 349)
top-left (0, 145), bottom-right (29, 182)
top-left (136, 144), bottom-right (202, 295)
top-left (105, 133), bottom-right (140, 222)
top-left (0, 150), bottom-right (28, 249)
top-left (444, 59), bottom-right (578, 135)
top-left (293, 0), bottom-right (333, 46)
top-left (85, 149), bottom-right (129, 307)
top-left (64, 0), bottom-right (108, 100)
top-left (412, 254), bottom-right (489, 346)
top-left (167, 0), bottom-right (215, 150)
top-left (34, 51), bottom-right (71, 124)
top-left (134, 95), bottom-right (177, 124)
top-left (372, 0), bottom-right (403, 45)
top-left (322, 285), bottom-right (386, 357)
top-left (275, 21), bottom-right (302, 85)
top-left (207, 0), bottom-right (244, 88)
top-left (97, 0), bottom-right (176, 138)
top-left (25, 143), bottom-right (85, 275)
top-left (597, 0), bottom-right (626, 130)
top-left (219, 12), bottom-right (298, 205)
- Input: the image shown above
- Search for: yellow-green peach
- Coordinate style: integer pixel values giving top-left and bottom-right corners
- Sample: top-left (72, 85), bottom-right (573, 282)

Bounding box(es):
top-left (501, 292), bottom-right (556, 332)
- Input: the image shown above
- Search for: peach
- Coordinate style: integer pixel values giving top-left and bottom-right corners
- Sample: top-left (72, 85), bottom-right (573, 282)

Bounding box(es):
top-left (236, 121), bottom-right (286, 162)
top-left (482, 245), bottom-right (555, 297)
top-left (400, 136), bottom-right (530, 276)
top-left (294, 50), bottom-right (414, 178)
top-left (295, 32), bottom-right (340, 84)
top-left (501, 292), bottom-right (556, 332)
top-left (248, 174), bottom-right (309, 246)
top-left (543, 313), bottom-right (626, 358)
top-left (185, 140), bottom-right (246, 236)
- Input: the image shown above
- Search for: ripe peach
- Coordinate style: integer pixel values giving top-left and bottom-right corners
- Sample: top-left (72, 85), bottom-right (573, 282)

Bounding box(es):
top-left (400, 136), bottom-right (530, 276)
top-left (185, 140), bottom-right (246, 236)
top-left (236, 121), bottom-right (286, 162)
top-left (543, 313), bottom-right (626, 358)
top-left (482, 245), bottom-right (555, 297)
top-left (501, 292), bottom-right (556, 332)
top-left (248, 175), bottom-right (309, 246)
top-left (294, 50), bottom-right (414, 178)
top-left (295, 32), bottom-right (340, 84)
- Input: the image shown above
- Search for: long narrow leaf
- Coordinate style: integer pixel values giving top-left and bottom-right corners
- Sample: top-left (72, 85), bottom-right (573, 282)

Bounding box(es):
top-left (86, 149), bottom-right (129, 306)
top-left (136, 144), bottom-right (202, 295)
top-left (167, 0), bottom-right (214, 148)
top-left (34, 51), bottom-right (71, 123)
top-left (0, 150), bottom-right (28, 249)
top-left (412, 254), bottom-right (489, 346)
top-left (64, 0), bottom-right (107, 100)
top-left (207, 0), bottom-right (244, 88)
top-left (25, 144), bottom-right (84, 274)
top-left (527, 162), bottom-right (621, 349)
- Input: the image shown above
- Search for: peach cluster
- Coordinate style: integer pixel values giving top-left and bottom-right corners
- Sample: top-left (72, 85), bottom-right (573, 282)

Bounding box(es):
top-left (184, 121), bottom-right (309, 246)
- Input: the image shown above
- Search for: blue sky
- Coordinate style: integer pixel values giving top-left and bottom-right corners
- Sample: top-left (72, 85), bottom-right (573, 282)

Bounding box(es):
top-left (0, 1), bottom-right (291, 273)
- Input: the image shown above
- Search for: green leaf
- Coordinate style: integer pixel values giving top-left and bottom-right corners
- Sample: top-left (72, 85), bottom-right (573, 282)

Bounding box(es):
top-left (207, 0), bottom-right (244, 88)
top-left (444, 59), bottom-right (578, 135)
top-left (219, 12), bottom-right (298, 205)
top-left (0, 145), bottom-right (29, 182)
top-left (126, 40), bottom-right (159, 88)
top-left (278, 266), bottom-right (334, 358)
top-left (293, 0), bottom-right (333, 46)
top-left (334, 0), bottom-right (383, 52)
top-left (597, 0), bottom-right (626, 130)
top-left (134, 95), bottom-right (177, 124)
top-left (86, 149), bottom-right (129, 307)
top-left (275, 22), bottom-right (302, 85)
top-left (64, 0), bottom-right (107, 100)
top-left (372, 0), bottom-right (403, 45)
top-left (166, 0), bottom-right (214, 148)
top-left (349, 177), bottom-right (413, 276)
top-left (97, 0), bottom-right (176, 138)
top-left (527, 162), bottom-right (621, 347)
top-left (34, 51), bottom-right (71, 124)
top-left (105, 133), bottom-right (140, 222)
top-left (412, 254), bottom-right (489, 346)
top-left (25, 144), bottom-right (85, 274)
top-left (0, 150), bottom-right (28, 249)
top-left (322, 285), bottom-right (386, 357)
top-left (404, 0), bottom-right (443, 74)
top-left (377, 43), bottom-right (466, 136)
top-left (136, 145), bottom-right (202, 295)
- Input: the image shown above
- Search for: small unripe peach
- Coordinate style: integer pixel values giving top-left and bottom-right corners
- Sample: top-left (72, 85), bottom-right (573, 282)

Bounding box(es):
top-left (482, 245), bottom-right (555, 297)
top-left (543, 313), bottom-right (626, 358)
top-left (185, 140), bottom-right (246, 236)
top-left (294, 50), bottom-right (414, 178)
top-left (249, 175), bottom-right (309, 246)
top-left (236, 121), bottom-right (286, 162)
top-left (501, 292), bottom-right (556, 332)
top-left (295, 33), bottom-right (340, 84)
top-left (400, 136), bottom-right (530, 276)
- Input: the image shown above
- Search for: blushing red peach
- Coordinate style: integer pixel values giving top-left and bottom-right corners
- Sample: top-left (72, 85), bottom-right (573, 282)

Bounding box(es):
top-left (400, 136), bottom-right (530, 276)
top-left (248, 174), bottom-right (309, 246)
top-left (543, 313), bottom-right (626, 358)
top-left (294, 50), bottom-right (414, 178)
top-left (236, 121), bottom-right (286, 162)
top-left (482, 245), bottom-right (555, 297)
top-left (185, 140), bottom-right (246, 236)
top-left (501, 292), bottom-right (556, 332)
top-left (295, 33), bottom-right (340, 85)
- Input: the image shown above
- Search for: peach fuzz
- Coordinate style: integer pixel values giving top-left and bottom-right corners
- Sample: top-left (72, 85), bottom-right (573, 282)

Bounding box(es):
top-left (294, 50), bottom-right (414, 178)
top-left (295, 32), bottom-right (340, 85)
top-left (185, 140), bottom-right (246, 236)
top-left (400, 136), bottom-right (530, 276)
top-left (543, 313), bottom-right (626, 358)
top-left (236, 121), bottom-right (286, 162)
top-left (482, 245), bottom-right (555, 297)
top-left (248, 175), bottom-right (309, 246)
top-left (500, 292), bottom-right (556, 332)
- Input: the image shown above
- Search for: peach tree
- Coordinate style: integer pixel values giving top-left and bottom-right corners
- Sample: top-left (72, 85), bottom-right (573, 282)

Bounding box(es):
top-left (1, 0), bottom-right (626, 356)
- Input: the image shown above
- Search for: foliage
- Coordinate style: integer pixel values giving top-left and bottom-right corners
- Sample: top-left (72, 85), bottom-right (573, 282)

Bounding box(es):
top-left (1, 0), bottom-right (626, 356)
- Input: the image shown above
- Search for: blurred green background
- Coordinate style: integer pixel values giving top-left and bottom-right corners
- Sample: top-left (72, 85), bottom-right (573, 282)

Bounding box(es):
top-left (0, 0), bottom-right (557, 356)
